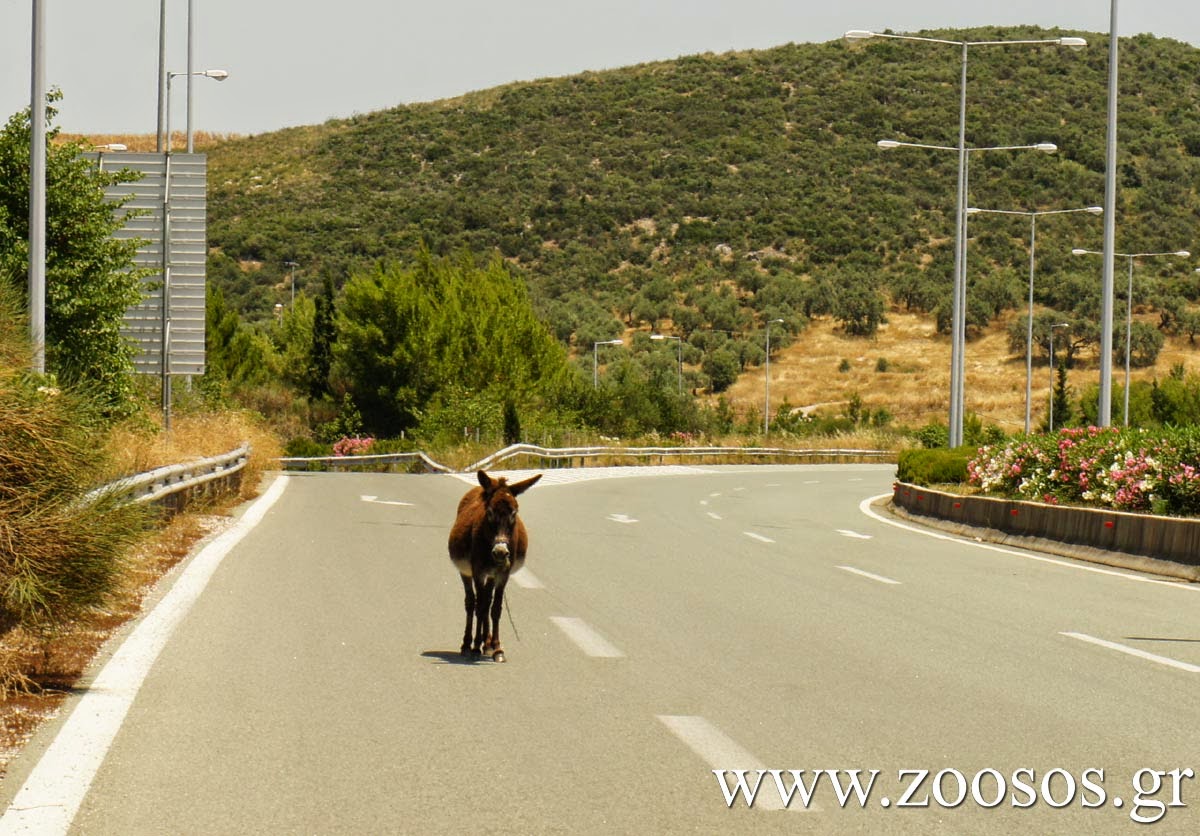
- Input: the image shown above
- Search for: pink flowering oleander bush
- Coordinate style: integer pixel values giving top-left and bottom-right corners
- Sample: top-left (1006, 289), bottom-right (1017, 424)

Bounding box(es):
top-left (967, 426), bottom-right (1200, 517)
top-left (332, 435), bottom-right (376, 457)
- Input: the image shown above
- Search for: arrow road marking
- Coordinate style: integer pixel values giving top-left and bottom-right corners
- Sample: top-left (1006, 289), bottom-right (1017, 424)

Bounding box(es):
top-left (360, 495), bottom-right (413, 506)
top-left (836, 529), bottom-right (873, 540)
top-left (607, 513), bottom-right (639, 524)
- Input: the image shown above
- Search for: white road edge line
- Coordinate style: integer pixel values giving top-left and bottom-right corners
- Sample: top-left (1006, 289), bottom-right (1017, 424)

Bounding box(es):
top-left (859, 494), bottom-right (1200, 593)
top-left (549, 617), bottom-right (624, 658)
top-left (655, 716), bottom-right (805, 812)
top-left (0, 475), bottom-right (291, 836)
top-left (837, 565), bottom-right (901, 585)
top-left (744, 532), bottom-right (775, 544)
top-left (707, 512), bottom-right (723, 520)
top-left (510, 568), bottom-right (544, 589)
top-left (1060, 632), bottom-right (1200, 674)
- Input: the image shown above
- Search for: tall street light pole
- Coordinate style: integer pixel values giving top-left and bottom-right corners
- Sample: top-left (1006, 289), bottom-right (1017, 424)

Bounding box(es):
top-left (651, 334), bottom-right (683, 395)
top-left (1073, 248), bottom-right (1190, 426)
top-left (848, 29), bottom-right (1086, 447)
top-left (1098, 1), bottom-right (1121, 427)
top-left (1049, 322), bottom-right (1070, 432)
top-left (878, 139), bottom-right (1059, 440)
top-left (29, 0), bottom-right (47, 374)
top-left (764, 318), bottom-right (784, 436)
top-left (593, 339), bottom-right (623, 388)
top-left (966, 205), bottom-right (1102, 433)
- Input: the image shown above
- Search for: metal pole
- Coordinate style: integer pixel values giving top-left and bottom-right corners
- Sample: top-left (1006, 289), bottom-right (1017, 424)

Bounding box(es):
top-left (593, 344), bottom-right (599, 389)
top-left (1024, 215), bottom-right (1036, 434)
top-left (161, 155), bottom-right (173, 430)
top-left (764, 323), bottom-right (771, 436)
top-left (948, 41), bottom-right (969, 448)
top-left (186, 0), bottom-right (195, 152)
top-left (1123, 256), bottom-right (1133, 426)
top-left (156, 0), bottom-right (167, 151)
top-left (29, 0), bottom-right (46, 375)
top-left (1098, 0), bottom-right (1120, 426)
top-left (165, 74), bottom-right (173, 152)
top-left (1049, 332), bottom-right (1055, 433)
top-left (676, 339), bottom-right (683, 396)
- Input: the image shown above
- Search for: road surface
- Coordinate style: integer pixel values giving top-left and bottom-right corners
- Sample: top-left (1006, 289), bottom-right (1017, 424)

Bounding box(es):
top-left (2, 464), bottom-right (1198, 834)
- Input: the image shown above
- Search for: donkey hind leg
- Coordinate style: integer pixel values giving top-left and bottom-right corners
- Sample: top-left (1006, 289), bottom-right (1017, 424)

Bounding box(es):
top-left (486, 577), bottom-right (509, 662)
top-left (472, 577), bottom-right (494, 658)
top-left (460, 574), bottom-right (477, 657)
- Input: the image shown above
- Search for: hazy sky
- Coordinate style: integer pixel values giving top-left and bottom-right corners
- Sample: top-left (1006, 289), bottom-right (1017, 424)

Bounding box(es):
top-left (2, 1), bottom-right (1199, 137)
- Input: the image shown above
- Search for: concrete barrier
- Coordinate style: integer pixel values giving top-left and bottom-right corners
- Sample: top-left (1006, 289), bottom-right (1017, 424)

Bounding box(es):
top-left (891, 482), bottom-right (1200, 583)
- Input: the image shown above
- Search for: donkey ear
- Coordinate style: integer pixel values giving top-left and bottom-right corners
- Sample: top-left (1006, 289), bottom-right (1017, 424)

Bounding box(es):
top-left (477, 470), bottom-right (495, 492)
top-left (509, 474), bottom-right (542, 496)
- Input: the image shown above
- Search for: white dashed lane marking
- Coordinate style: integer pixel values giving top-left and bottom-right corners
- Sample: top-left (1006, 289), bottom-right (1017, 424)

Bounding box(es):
top-left (744, 532), bottom-right (775, 544)
top-left (837, 565), bottom-right (900, 586)
top-left (550, 617), bottom-right (625, 658)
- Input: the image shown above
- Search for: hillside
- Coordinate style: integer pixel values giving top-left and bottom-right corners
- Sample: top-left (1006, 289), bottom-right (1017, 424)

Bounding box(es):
top-left (101, 27), bottom-right (1200, 432)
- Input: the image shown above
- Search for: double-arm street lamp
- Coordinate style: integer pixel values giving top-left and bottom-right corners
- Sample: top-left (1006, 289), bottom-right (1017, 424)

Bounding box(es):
top-left (650, 334), bottom-right (683, 395)
top-left (967, 205), bottom-right (1103, 433)
top-left (593, 339), bottom-right (624, 388)
top-left (849, 28), bottom-right (1086, 447)
top-left (164, 68), bottom-right (229, 152)
top-left (878, 139), bottom-right (1058, 441)
top-left (764, 318), bottom-right (785, 436)
top-left (1072, 248), bottom-right (1190, 426)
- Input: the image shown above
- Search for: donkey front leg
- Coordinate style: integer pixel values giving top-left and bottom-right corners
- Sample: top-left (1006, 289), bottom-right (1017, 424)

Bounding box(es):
top-left (460, 574), bottom-right (476, 657)
top-left (486, 577), bottom-right (509, 662)
top-left (472, 577), bottom-right (494, 658)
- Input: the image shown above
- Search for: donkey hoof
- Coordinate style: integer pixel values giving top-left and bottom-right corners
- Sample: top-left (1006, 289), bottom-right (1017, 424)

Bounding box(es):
top-left (492, 650), bottom-right (506, 663)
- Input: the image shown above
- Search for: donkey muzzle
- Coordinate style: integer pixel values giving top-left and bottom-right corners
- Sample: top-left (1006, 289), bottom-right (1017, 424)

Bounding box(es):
top-left (491, 539), bottom-right (511, 568)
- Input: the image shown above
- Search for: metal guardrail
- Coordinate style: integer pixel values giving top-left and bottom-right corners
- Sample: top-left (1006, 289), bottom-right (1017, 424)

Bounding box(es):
top-left (278, 451), bottom-right (453, 473)
top-left (467, 443), bottom-right (895, 472)
top-left (85, 444), bottom-right (251, 508)
top-left (278, 443), bottom-right (895, 474)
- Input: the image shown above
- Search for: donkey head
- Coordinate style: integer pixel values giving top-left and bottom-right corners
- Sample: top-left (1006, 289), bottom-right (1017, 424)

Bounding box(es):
top-left (477, 470), bottom-right (542, 570)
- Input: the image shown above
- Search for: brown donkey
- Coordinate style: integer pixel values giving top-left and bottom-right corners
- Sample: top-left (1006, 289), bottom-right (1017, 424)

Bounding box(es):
top-left (448, 470), bottom-right (542, 662)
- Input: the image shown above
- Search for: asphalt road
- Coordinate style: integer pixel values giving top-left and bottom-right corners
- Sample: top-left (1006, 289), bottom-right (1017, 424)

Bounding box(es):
top-left (3, 464), bottom-right (1199, 834)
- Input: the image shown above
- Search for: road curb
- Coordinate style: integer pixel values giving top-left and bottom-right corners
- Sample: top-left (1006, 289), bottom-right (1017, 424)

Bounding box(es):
top-left (880, 486), bottom-right (1200, 584)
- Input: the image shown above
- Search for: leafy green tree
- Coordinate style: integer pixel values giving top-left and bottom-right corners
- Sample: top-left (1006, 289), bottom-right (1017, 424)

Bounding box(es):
top-left (702, 348), bottom-right (740, 393)
top-left (1, 96), bottom-right (147, 416)
top-left (334, 250), bottom-right (573, 436)
top-left (308, 275), bottom-right (336, 400)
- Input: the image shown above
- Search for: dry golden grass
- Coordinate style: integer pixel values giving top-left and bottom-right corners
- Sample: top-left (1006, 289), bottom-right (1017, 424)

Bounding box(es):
top-left (0, 409), bottom-right (280, 776)
top-left (103, 409), bottom-right (282, 503)
top-left (56, 131), bottom-right (239, 152)
top-left (720, 307), bottom-right (1200, 433)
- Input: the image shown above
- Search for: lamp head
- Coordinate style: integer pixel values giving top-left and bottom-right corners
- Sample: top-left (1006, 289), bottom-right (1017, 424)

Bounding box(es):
top-left (205, 69), bottom-right (230, 81)
top-left (843, 30), bottom-right (877, 42)
top-left (877, 140), bottom-right (900, 150)
top-left (1085, 207), bottom-right (1103, 214)
top-left (1034, 143), bottom-right (1058, 153)
top-left (1057, 37), bottom-right (1088, 51)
